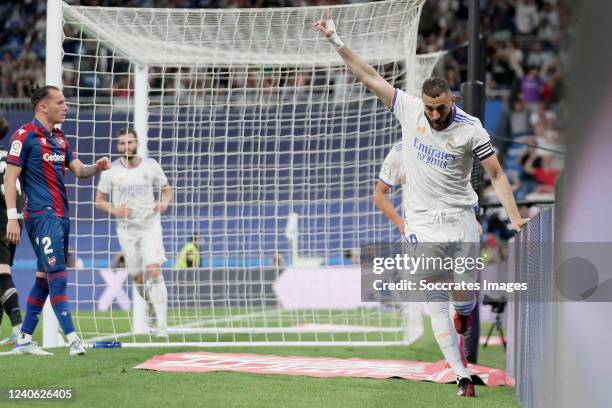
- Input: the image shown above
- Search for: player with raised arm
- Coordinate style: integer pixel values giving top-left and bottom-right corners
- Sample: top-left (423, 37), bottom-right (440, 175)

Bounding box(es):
top-left (316, 10), bottom-right (528, 397)
top-left (5, 85), bottom-right (110, 356)
top-left (95, 128), bottom-right (172, 339)
top-left (0, 115), bottom-right (26, 346)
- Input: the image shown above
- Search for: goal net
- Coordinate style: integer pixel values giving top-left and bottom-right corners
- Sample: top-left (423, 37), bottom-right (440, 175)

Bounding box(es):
top-left (46, 0), bottom-right (440, 347)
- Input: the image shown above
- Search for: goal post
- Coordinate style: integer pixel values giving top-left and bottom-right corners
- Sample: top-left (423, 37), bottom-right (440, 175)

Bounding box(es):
top-left (42, 0), bottom-right (66, 348)
top-left (45, 0), bottom-right (442, 347)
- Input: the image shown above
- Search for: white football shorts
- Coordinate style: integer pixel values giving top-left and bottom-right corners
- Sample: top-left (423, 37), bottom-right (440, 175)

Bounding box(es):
top-left (403, 207), bottom-right (480, 280)
top-left (117, 222), bottom-right (167, 276)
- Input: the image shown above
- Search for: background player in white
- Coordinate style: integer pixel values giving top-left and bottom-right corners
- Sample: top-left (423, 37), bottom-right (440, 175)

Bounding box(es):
top-left (95, 128), bottom-right (173, 338)
top-left (375, 141), bottom-right (408, 236)
top-left (316, 10), bottom-right (528, 397)
top-left (375, 142), bottom-right (485, 241)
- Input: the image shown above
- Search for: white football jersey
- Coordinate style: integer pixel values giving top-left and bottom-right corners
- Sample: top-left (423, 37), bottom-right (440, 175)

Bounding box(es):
top-left (97, 157), bottom-right (169, 233)
top-left (379, 141), bottom-right (410, 216)
top-left (390, 89), bottom-right (494, 212)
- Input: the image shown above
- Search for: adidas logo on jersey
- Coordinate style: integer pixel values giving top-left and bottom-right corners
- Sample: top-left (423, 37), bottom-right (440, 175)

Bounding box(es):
top-left (43, 153), bottom-right (65, 163)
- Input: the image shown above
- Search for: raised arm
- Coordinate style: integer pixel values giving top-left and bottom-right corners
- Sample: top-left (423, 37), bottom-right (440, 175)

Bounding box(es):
top-left (69, 157), bottom-right (110, 179)
top-left (315, 9), bottom-right (395, 107)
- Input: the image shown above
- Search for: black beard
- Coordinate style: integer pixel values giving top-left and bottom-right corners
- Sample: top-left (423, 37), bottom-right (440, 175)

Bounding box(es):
top-left (124, 150), bottom-right (138, 161)
top-left (426, 111), bottom-right (453, 131)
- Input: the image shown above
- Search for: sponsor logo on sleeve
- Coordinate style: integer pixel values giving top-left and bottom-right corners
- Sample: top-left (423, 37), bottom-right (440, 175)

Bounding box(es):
top-left (382, 162), bottom-right (390, 178)
top-left (9, 140), bottom-right (23, 157)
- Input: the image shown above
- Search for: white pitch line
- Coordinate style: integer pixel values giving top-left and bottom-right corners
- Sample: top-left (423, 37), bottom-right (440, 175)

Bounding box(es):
top-left (83, 324), bottom-right (403, 342)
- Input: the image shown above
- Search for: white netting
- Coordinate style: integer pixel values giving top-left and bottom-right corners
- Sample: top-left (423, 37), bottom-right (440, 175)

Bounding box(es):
top-left (53, 0), bottom-right (433, 346)
top-left (63, 1), bottom-right (424, 66)
top-left (410, 50), bottom-right (446, 96)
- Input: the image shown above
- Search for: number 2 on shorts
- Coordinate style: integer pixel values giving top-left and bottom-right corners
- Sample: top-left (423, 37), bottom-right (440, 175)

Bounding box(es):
top-left (35, 236), bottom-right (54, 255)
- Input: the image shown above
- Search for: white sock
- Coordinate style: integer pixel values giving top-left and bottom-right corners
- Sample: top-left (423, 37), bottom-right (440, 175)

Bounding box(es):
top-left (18, 332), bottom-right (32, 345)
top-left (428, 301), bottom-right (471, 379)
top-left (66, 332), bottom-right (79, 344)
top-left (134, 279), bottom-right (147, 301)
top-left (12, 324), bottom-right (21, 336)
top-left (148, 276), bottom-right (168, 332)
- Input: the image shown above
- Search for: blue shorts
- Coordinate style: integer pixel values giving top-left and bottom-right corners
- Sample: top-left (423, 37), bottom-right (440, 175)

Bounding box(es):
top-left (25, 215), bottom-right (70, 273)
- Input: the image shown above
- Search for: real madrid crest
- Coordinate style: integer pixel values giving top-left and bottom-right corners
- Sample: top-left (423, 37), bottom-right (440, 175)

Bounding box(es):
top-left (446, 136), bottom-right (456, 151)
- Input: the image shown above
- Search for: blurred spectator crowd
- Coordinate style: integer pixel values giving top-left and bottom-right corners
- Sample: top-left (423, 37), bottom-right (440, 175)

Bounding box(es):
top-left (0, 0), bottom-right (340, 98)
top-left (418, 0), bottom-right (570, 204)
top-left (1, 0), bottom-right (569, 206)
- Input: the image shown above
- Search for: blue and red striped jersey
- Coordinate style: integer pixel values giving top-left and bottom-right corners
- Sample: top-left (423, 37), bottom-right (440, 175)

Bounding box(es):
top-left (7, 118), bottom-right (77, 218)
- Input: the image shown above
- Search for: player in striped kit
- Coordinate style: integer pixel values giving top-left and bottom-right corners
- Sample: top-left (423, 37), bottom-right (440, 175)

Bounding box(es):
top-left (95, 128), bottom-right (172, 339)
top-left (5, 85), bottom-right (111, 356)
top-left (317, 11), bottom-right (528, 397)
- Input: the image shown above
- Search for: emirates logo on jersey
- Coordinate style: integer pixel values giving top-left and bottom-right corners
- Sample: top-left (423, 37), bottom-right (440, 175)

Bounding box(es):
top-left (43, 153), bottom-right (65, 163)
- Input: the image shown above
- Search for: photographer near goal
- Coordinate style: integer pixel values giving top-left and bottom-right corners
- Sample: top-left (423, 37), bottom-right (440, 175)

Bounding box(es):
top-left (316, 10), bottom-right (528, 397)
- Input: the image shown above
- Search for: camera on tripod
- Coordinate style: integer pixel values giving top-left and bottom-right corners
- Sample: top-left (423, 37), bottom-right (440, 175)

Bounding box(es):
top-left (482, 294), bottom-right (507, 349)
top-left (483, 294), bottom-right (507, 314)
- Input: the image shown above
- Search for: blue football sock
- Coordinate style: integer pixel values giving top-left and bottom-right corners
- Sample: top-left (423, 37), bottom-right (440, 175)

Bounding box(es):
top-left (21, 276), bottom-right (49, 335)
top-left (48, 271), bottom-right (75, 335)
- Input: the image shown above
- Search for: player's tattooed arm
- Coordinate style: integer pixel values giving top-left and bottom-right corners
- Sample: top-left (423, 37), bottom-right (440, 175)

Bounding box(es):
top-left (69, 157), bottom-right (111, 178)
top-left (79, 164), bottom-right (99, 178)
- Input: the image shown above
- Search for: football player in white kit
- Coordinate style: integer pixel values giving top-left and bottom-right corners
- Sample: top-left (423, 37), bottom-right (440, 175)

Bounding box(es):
top-left (316, 11), bottom-right (528, 397)
top-left (95, 128), bottom-right (173, 338)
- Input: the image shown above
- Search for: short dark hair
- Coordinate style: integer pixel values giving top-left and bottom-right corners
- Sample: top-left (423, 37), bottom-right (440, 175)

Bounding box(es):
top-left (118, 127), bottom-right (138, 138)
top-left (29, 84), bottom-right (60, 110)
top-left (421, 77), bottom-right (451, 98)
top-left (0, 115), bottom-right (9, 140)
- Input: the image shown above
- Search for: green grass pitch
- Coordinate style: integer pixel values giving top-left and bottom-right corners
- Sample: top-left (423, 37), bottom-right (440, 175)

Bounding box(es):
top-left (0, 312), bottom-right (520, 407)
